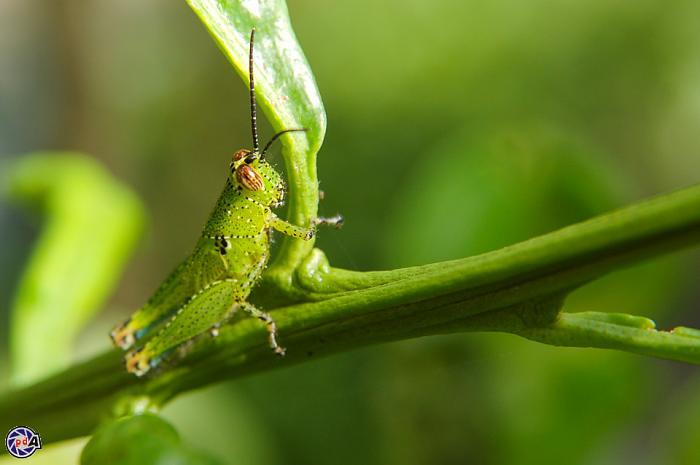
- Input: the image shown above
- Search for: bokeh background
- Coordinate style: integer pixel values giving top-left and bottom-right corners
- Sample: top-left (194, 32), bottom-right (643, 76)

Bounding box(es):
top-left (1, 0), bottom-right (700, 463)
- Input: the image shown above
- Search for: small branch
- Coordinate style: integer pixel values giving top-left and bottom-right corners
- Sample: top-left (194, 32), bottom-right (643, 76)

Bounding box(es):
top-left (2, 184), bottom-right (699, 445)
top-left (519, 312), bottom-right (700, 364)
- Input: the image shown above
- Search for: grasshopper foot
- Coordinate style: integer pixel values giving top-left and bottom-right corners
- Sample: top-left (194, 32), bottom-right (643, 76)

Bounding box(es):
top-left (110, 318), bottom-right (136, 350)
top-left (274, 345), bottom-right (287, 356)
top-left (314, 214), bottom-right (344, 229)
top-left (125, 347), bottom-right (152, 377)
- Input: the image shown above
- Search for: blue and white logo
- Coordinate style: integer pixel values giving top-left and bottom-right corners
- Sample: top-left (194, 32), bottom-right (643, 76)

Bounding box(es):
top-left (5, 426), bottom-right (42, 459)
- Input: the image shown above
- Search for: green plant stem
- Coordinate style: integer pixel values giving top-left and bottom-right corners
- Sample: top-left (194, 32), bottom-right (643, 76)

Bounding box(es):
top-left (1, 184), bottom-right (699, 445)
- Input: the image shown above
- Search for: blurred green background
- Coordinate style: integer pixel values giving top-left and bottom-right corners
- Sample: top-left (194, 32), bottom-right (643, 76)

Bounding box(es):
top-left (1, 0), bottom-right (700, 464)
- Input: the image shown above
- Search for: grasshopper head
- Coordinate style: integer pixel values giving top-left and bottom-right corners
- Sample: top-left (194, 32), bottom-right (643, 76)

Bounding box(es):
top-left (230, 149), bottom-right (285, 205)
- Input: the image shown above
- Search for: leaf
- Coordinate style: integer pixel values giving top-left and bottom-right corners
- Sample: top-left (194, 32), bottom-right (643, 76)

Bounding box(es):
top-left (80, 413), bottom-right (223, 465)
top-left (4, 153), bottom-right (145, 385)
top-left (185, 0), bottom-right (326, 290)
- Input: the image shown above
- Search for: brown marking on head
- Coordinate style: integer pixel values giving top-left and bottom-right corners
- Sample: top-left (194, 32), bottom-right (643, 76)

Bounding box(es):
top-left (234, 149), bottom-right (251, 161)
top-left (236, 165), bottom-right (265, 191)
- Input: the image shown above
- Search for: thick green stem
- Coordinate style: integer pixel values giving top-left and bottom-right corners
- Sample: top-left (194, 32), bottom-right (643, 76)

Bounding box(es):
top-left (2, 184), bottom-right (699, 445)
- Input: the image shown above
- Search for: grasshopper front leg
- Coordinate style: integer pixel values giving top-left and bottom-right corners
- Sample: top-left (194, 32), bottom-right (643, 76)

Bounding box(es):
top-left (314, 214), bottom-right (344, 229)
top-left (270, 213), bottom-right (344, 239)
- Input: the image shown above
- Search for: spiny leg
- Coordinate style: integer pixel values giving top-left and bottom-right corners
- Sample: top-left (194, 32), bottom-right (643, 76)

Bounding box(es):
top-left (315, 189), bottom-right (344, 228)
top-left (314, 214), bottom-right (344, 229)
top-left (270, 213), bottom-right (344, 240)
top-left (270, 214), bottom-right (314, 239)
top-left (238, 302), bottom-right (286, 356)
top-left (218, 251), bottom-right (285, 354)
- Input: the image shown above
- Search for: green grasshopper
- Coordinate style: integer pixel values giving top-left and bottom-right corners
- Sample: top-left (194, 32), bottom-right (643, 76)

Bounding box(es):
top-left (111, 29), bottom-right (342, 376)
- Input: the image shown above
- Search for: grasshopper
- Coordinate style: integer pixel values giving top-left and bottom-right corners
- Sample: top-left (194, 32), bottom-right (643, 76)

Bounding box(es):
top-left (110, 29), bottom-right (342, 376)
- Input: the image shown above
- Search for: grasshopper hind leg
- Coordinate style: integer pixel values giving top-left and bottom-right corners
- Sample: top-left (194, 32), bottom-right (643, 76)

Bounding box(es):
top-left (123, 280), bottom-right (287, 376)
top-left (125, 280), bottom-right (236, 376)
top-left (111, 317), bottom-right (136, 350)
top-left (110, 259), bottom-right (192, 351)
top-left (125, 346), bottom-right (151, 377)
top-left (125, 302), bottom-right (287, 377)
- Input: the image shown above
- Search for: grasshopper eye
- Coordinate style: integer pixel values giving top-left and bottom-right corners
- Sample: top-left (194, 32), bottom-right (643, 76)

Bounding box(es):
top-left (236, 165), bottom-right (265, 191)
top-left (244, 154), bottom-right (257, 164)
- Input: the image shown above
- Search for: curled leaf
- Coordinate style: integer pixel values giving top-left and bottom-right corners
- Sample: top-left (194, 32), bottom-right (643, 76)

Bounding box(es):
top-left (5, 152), bottom-right (145, 385)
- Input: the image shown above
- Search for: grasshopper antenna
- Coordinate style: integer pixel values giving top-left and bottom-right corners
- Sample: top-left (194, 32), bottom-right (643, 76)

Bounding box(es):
top-left (261, 128), bottom-right (307, 157)
top-left (249, 28), bottom-right (306, 158)
top-left (249, 28), bottom-right (260, 152)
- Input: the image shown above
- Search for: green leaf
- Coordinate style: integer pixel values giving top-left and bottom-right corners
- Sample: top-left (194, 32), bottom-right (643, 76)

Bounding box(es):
top-left (185, 0), bottom-right (326, 293)
top-left (80, 413), bottom-right (223, 465)
top-left (4, 153), bottom-right (145, 385)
